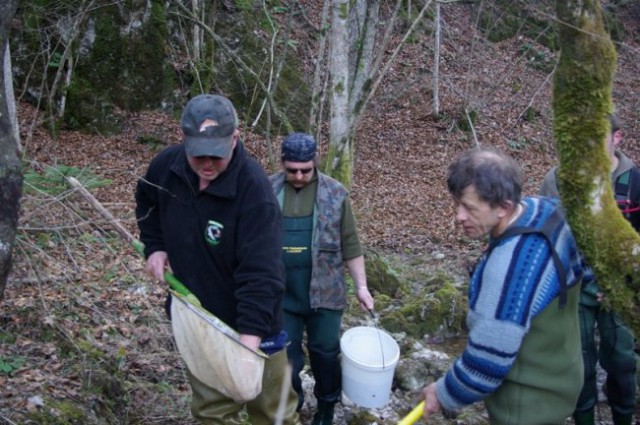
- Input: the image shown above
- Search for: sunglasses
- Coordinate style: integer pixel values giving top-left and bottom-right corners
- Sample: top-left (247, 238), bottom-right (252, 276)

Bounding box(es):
top-left (193, 155), bottom-right (225, 160)
top-left (285, 167), bottom-right (313, 175)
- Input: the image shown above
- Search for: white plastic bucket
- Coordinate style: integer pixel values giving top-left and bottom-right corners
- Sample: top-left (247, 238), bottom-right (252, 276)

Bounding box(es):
top-left (340, 326), bottom-right (400, 409)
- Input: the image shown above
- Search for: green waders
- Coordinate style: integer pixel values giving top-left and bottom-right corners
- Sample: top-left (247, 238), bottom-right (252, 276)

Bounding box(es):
top-left (573, 297), bottom-right (636, 425)
top-left (285, 309), bottom-right (343, 425)
top-left (187, 348), bottom-right (301, 425)
top-left (282, 214), bottom-right (342, 424)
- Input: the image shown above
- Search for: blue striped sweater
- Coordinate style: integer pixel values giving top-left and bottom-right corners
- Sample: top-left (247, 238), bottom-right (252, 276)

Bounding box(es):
top-left (436, 196), bottom-right (594, 410)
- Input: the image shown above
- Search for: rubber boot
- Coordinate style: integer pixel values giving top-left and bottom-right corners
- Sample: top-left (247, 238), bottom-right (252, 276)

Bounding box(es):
top-left (572, 409), bottom-right (595, 425)
top-left (312, 401), bottom-right (335, 425)
top-left (309, 351), bottom-right (340, 425)
top-left (309, 351), bottom-right (341, 402)
top-left (611, 410), bottom-right (633, 425)
top-left (286, 341), bottom-right (305, 411)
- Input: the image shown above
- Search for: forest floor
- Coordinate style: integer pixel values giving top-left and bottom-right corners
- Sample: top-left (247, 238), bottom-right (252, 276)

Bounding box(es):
top-left (2, 1), bottom-right (640, 424)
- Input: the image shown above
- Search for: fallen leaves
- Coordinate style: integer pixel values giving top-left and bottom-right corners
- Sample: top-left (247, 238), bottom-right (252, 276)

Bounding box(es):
top-left (3, 2), bottom-right (639, 424)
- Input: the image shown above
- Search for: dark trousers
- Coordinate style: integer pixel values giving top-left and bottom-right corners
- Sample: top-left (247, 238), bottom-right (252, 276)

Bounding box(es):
top-left (284, 309), bottom-right (343, 409)
top-left (575, 303), bottom-right (637, 416)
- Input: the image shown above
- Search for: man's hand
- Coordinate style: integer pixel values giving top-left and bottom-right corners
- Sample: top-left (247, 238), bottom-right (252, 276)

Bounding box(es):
top-left (146, 251), bottom-right (171, 282)
top-left (421, 383), bottom-right (441, 420)
top-left (239, 334), bottom-right (261, 352)
top-left (346, 255), bottom-right (374, 310)
top-left (356, 286), bottom-right (374, 311)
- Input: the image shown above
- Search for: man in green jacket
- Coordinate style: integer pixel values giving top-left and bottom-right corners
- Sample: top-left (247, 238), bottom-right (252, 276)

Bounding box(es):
top-left (270, 133), bottom-right (374, 425)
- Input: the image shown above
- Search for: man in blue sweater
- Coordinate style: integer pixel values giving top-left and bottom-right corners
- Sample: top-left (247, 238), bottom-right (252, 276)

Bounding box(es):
top-left (421, 148), bottom-right (594, 424)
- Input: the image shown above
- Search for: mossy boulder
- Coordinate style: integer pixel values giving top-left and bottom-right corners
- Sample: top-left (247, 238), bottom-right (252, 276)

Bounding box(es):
top-left (66, 0), bottom-right (177, 133)
top-left (381, 272), bottom-right (466, 340)
top-left (11, 1), bottom-right (312, 137)
top-left (11, 0), bottom-right (178, 135)
top-left (346, 411), bottom-right (380, 425)
top-left (364, 248), bottom-right (403, 297)
top-left (203, 7), bottom-right (312, 135)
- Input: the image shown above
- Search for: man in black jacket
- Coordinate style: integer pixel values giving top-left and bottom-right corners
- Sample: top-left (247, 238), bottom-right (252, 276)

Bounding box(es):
top-left (135, 94), bottom-right (300, 425)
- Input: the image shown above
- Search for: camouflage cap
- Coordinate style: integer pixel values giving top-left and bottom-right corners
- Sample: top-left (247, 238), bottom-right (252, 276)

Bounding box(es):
top-left (281, 133), bottom-right (317, 162)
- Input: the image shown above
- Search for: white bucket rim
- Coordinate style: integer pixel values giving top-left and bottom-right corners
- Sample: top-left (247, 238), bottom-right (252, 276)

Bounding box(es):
top-left (340, 326), bottom-right (400, 369)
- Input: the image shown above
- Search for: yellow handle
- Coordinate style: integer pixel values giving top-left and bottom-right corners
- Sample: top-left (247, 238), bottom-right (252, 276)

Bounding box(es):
top-left (398, 401), bottom-right (425, 425)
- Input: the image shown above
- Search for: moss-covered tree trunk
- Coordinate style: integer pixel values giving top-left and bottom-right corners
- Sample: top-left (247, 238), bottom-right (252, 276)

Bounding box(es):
top-left (553, 0), bottom-right (640, 335)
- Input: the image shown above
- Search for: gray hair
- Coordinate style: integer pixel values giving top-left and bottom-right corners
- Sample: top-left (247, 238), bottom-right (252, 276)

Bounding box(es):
top-left (610, 114), bottom-right (621, 134)
top-left (447, 148), bottom-right (522, 207)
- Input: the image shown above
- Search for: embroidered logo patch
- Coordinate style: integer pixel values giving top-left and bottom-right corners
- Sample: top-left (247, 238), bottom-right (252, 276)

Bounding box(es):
top-left (199, 118), bottom-right (219, 132)
top-left (205, 220), bottom-right (224, 246)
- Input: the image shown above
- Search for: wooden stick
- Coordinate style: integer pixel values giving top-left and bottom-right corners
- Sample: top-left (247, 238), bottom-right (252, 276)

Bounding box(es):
top-left (66, 176), bottom-right (190, 296)
top-left (66, 176), bottom-right (136, 245)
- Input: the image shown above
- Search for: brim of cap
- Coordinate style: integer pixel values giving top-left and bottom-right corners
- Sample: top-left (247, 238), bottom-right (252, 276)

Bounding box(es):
top-left (184, 135), bottom-right (234, 158)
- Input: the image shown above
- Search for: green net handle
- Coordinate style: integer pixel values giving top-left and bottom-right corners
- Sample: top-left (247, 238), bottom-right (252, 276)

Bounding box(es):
top-left (132, 239), bottom-right (201, 307)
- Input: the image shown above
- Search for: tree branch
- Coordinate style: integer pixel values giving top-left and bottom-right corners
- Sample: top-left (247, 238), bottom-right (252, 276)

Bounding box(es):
top-left (170, 0), bottom-right (293, 133)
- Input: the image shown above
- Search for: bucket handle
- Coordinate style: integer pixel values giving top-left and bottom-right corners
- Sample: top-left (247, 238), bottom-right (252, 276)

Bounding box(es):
top-left (369, 309), bottom-right (386, 369)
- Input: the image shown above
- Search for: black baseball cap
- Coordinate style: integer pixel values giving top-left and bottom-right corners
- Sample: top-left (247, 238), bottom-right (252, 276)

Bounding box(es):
top-left (181, 94), bottom-right (238, 157)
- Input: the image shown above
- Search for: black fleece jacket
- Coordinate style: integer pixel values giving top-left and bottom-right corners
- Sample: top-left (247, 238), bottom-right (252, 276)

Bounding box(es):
top-left (135, 141), bottom-right (285, 338)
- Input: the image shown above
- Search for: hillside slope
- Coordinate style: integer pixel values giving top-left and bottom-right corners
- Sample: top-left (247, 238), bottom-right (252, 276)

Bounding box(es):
top-left (2, 1), bottom-right (639, 424)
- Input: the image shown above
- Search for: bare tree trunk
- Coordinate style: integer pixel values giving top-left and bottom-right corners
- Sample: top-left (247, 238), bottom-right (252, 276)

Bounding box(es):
top-left (193, 0), bottom-right (202, 62)
top-left (554, 0), bottom-right (640, 335)
top-left (252, 0), bottom-right (290, 171)
top-left (4, 43), bottom-right (20, 151)
top-left (349, 0), bottom-right (402, 131)
top-left (348, 0), bottom-right (378, 116)
top-left (314, 0), bottom-right (431, 188)
top-left (433, 1), bottom-right (441, 117)
top-left (325, 0), bottom-right (352, 187)
top-left (309, 0), bottom-right (331, 138)
top-left (57, 55), bottom-right (73, 120)
top-left (0, 0), bottom-right (22, 300)
top-left (351, 0), bottom-right (432, 132)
